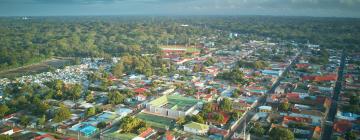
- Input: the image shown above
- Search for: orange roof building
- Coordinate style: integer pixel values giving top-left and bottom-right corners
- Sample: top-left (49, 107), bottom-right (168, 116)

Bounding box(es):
top-left (314, 74), bottom-right (337, 82)
top-left (333, 120), bottom-right (352, 134)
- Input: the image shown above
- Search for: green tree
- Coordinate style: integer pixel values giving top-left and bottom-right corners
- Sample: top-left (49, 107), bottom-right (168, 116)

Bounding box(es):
top-left (108, 91), bottom-right (125, 105)
top-left (55, 80), bottom-right (64, 91)
top-left (204, 58), bottom-right (216, 66)
top-left (269, 127), bottom-right (295, 140)
top-left (345, 131), bottom-right (356, 140)
top-left (192, 114), bottom-right (205, 124)
top-left (0, 135), bottom-right (12, 140)
top-left (97, 121), bottom-right (107, 129)
top-left (38, 115), bottom-right (46, 127)
top-left (220, 98), bottom-right (232, 112)
top-left (250, 122), bottom-right (265, 136)
top-left (193, 64), bottom-right (202, 73)
top-left (232, 89), bottom-right (240, 98)
top-left (33, 101), bottom-right (49, 116)
top-left (112, 62), bottom-right (124, 78)
top-left (86, 93), bottom-right (95, 103)
top-left (54, 104), bottom-right (71, 123)
top-left (213, 113), bottom-right (224, 123)
top-left (120, 116), bottom-right (147, 133)
top-left (203, 102), bottom-right (213, 113)
top-left (176, 117), bottom-right (186, 125)
top-left (20, 115), bottom-right (30, 128)
top-left (231, 111), bottom-right (243, 120)
top-left (279, 102), bottom-right (290, 111)
top-left (0, 104), bottom-right (9, 119)
top-left (349, 95), bottom-right (359, 105)
top-left (85, 107), bottom-right (96, 117)
top-left (69, 84), bottom-right (82, 101)
top-left (217, 69), bottom-right (247, 85)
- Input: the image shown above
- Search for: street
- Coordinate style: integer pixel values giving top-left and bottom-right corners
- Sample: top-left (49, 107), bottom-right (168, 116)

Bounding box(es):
top-left (321, 50), bottom-right (346, 140)
top-left (228, 53), bottom-right (301, 139)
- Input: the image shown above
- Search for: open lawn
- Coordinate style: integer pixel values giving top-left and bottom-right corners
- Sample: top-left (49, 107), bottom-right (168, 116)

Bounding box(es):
top-left (104, 132), bottom-right (137, 140)
top-left (160, 45), bottom-right (200, 53)
top-left (0, 57), bottom-right (74, 78)
top-left (136, 113), bottom-right (175, 129)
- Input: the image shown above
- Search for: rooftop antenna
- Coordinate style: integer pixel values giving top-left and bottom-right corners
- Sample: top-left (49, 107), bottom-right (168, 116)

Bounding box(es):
top-left (243, 116), bottom-right (247, 140)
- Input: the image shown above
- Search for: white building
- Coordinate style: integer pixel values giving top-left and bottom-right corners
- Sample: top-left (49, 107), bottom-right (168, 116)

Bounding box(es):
top-left (183, 122), bottom-right (209, 135)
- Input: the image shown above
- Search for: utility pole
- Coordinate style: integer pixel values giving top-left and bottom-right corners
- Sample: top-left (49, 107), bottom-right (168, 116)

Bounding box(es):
top-left (243, 117), bottom-right (246, 140)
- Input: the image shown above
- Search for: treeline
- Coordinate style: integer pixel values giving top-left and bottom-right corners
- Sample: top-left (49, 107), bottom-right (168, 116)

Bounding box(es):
top-left (0, 16), bottom-right (216, 70)
top-left (1, 16), bottom-right (359, 70)
top-left (190, 16), bottom-right (360, 50)
top-left (112, 55), bottom-right (175, 77)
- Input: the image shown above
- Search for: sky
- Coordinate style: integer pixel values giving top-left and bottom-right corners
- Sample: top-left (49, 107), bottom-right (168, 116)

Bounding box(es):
top-left (0, 0), bottom-right (360, 17)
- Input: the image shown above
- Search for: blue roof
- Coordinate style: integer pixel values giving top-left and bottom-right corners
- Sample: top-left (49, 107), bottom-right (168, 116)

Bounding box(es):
top-left (261, 70), bottom-right (281, 76)
top-left (116, 108), bottom-right (132, 115)
top-left (80, 125), bottom-right (97, 136)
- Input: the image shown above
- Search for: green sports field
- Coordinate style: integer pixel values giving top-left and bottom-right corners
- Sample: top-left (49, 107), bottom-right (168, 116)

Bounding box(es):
top-left (160, 45), bottom-right (200, 53)
top-left (136, 113), bottom-right (175, 129)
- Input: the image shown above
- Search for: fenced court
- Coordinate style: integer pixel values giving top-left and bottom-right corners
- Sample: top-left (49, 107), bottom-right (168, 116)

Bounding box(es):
top-left (103, 132), bottom-right (137, 140)
top-left (136, 113), bottom-right (175, 129)
top-left (160, 45), bottom-right (200, 53)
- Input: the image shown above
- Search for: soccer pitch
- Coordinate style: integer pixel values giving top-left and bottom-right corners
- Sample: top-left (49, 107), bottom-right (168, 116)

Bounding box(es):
top-left (136, 113), bottom-right (175, 129)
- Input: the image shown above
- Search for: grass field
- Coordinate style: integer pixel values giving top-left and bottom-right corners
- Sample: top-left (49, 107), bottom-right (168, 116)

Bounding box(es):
top-left (136, 113), bottom-right (175, 129)
top-left (104, 132), bottom-right (137, 140)
top-left (160, 45), bottom-right (200, 53)
top-left (0, 57), bottom-right (74, 78)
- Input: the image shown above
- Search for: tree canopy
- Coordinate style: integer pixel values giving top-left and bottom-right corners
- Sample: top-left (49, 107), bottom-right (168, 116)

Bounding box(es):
top-left (220, 98), bottom-right (232, 112)
top-left (269, 127), bottom-right (295, 140)
top-left (53, 104), bottom-right (71, 122)
top-left (108, 91), bottom-right (125, 105)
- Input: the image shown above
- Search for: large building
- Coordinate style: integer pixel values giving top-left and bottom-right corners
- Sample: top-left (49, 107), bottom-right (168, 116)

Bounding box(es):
top-left (183, 122), bottom-right (209, 135)
top-left (145, 95), bottom-right (199, 119)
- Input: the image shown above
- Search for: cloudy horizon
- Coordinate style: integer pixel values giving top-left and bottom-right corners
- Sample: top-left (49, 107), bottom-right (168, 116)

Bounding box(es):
top-left (1, 0), bottom-right (360, 17)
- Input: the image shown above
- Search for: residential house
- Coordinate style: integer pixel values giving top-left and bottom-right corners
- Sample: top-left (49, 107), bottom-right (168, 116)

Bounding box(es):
top-left (135, 94), bottom-right (147, 101)
top-left (336, 111), bottom-right (360, 121)
top-left (162, 131), bottom-right (176, 140)
top-left (0, 127), bottom-right (21, 135)
top-left (258, 106), bottom-right (272, 113)
top-left (184, 122), bottom-right (209, 135)
top-left (333, 120), bottom-right (352, 135)
top-left (138, 128), bottom-right (156, 139)
top-left (115, 107), bottom-right (133, 118)
top-left (34, 134), bottom-right (57, 140)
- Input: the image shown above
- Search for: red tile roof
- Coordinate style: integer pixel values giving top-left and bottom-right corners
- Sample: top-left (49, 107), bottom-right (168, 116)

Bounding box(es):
top-left (333, 120), bottom-right (352, 134)
top-left (314, 74), bottom-right (337, 82)
top-left (296, 63), bottom-right (310, 69)
top-left (134, 88), bottom-right (147, 93)
top-left (62, 138), bottom-right (77, 140)
top-left (34, 134), bottom-right (57, 140)
top-left (287, 93), bottom-right (300, 99)
top-left (108, 75), bottom-right (117, 81)
top-left (12, 128), bottom-right (22, 133)
top-left (165, 131), bottom-right (175, 140)
top-left (283, 116), bottom-right (312, 124)
top-left (314, 126), bottom-right (321, 133)
top-left (139, 128), bottom-right (154, 138)
top-left (302, 75), bottom-right (316, 81)
top-left (209, 127), bottom-right (229, 137)
top-left (204, 94), bottom-right (212, 99)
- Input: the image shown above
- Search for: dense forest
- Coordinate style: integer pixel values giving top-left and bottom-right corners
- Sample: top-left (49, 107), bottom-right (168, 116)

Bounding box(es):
top-left (0, 16), bottom-right (359, 70)
top-left (198, 16), bottom-right (360, 49)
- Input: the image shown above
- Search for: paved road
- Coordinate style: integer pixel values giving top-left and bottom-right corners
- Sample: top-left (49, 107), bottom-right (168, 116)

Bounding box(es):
top-left (228, 53), bottom-right (301, 139)
top-left (321, 50), bottom-right (346, 140)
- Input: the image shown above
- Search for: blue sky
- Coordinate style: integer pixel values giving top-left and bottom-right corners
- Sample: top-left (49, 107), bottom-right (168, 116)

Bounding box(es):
top-left (1, 0), bottom-right (360, 17)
